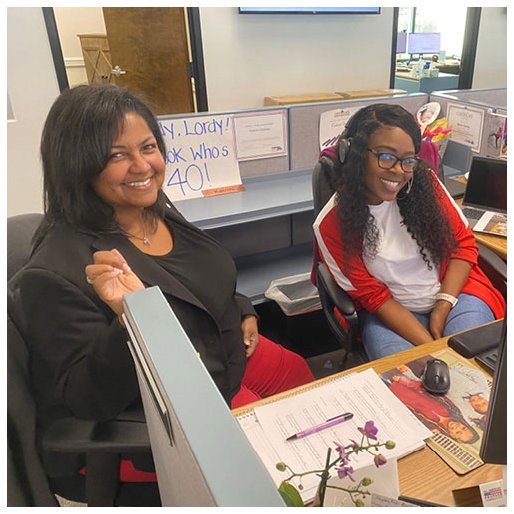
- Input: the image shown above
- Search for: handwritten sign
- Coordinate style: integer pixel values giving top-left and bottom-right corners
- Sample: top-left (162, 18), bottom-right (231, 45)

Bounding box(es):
top-left (158, 115), bottom-right (243, 201)
top-left (319, 107), bottom-right (358, 151)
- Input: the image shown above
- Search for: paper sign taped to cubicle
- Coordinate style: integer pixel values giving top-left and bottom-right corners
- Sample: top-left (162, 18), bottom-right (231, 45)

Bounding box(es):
top-left (232, 111), bottom-right (287, 160)
top-left (319, 107), bottom-right (359, 151)
top-left (446, 103), bottom-right (484, 153)
top-left (158, 115), bottom-right (243, 201)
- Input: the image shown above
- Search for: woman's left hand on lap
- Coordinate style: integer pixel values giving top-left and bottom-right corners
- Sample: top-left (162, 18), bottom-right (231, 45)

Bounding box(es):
top-left (241, 315), bottom-right (259, 358)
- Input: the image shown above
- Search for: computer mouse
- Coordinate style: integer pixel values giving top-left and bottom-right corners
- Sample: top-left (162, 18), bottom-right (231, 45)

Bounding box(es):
top-left (421, 358), bottom-right (451, 394)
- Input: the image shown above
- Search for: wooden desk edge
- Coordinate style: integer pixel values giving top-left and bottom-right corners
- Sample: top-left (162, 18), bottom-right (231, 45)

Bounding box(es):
top-left (232, 336), bottom-right (503, 507)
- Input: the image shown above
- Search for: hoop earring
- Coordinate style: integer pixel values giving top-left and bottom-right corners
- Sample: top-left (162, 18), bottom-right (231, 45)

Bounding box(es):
top-left (397, 175), bottom-right (414, 200)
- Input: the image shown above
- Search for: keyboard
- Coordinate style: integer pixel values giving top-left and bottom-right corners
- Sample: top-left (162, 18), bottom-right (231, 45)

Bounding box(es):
top-left (461, 207), bottom-right (483, 220)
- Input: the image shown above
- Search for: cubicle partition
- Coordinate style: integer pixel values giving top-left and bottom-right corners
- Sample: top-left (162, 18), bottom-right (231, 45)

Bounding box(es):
top-left (156, 90), bottom-right (505, 304)
top-left (288, 93), bottom-right (430, 170)
top-left (431, 88), bottom-right (507, 110)
top-left (122, 287), bottom-right (286, 507)
top-left (156, 93), bottom-right (446, 304)
top-left (429, 88), bottom-right (507, 159)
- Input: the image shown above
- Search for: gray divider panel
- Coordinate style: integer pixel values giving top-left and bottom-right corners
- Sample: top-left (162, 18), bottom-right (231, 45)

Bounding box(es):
top-left (289, 93), bottom-right (429, 171)
top-left (431, 88), bottom-right (507, 110)
top-left (123, 286), bottom-right (286, 507)
top-left (157, 106), bottom-right (290, 180)
top-left (430, 92), bottom-right (501, 157)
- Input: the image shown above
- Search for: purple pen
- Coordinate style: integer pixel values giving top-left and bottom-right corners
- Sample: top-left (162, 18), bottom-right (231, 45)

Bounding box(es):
top-left (286, 412), bottom-right (354, 441)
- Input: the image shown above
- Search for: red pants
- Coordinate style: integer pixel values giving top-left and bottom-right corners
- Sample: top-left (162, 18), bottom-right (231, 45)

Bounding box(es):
top-left (119, 336), bottom-right (313, 481)
top-left (231, 334), bottom-right (315, 409)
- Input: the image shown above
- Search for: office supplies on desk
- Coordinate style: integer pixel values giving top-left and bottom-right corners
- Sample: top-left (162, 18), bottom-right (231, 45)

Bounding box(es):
top-left (286, 412), bottom-right (353, 440)
top-left (460, 156), bottom-right (507, 237)
top-left (236, 369), bottom-right (431, 503)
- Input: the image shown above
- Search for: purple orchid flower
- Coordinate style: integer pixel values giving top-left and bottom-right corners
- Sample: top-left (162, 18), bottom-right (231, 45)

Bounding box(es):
top-left (336, 465), bottom-right (355, 482)
top-left (333, 441), bottom-right (350, 464)
top-left (374, 453), bottom-right (388, 468)
top-left (358, 420), bottom-right (378, 441)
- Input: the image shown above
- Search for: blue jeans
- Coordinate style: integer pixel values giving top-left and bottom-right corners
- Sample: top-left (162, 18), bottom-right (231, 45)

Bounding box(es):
top-left (358, 294), bottom-right (495, 361)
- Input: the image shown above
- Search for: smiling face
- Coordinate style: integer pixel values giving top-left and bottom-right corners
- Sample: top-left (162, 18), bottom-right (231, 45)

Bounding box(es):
top-left (469, 395), bottom-right (489, 414)
top-left (364, 126), bottom-right (416, 205)
top-left (93, 112), bottom-right (165, 222)
top-left (447, 420), bottom-right (474, 443)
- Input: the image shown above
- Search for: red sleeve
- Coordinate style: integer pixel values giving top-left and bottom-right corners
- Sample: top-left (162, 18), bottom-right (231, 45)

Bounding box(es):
top-left (313, 200), bottom-right (392, 313)
top-left (432, 172), bottom-right (479, 274)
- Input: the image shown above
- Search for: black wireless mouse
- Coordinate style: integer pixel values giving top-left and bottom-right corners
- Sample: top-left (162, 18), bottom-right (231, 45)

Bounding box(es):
top-left (421, 358), bottom-right (451, 394)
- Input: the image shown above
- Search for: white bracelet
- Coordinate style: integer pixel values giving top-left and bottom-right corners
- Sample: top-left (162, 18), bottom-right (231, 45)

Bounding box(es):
top-left (435, 292), bottom-right (459, 308)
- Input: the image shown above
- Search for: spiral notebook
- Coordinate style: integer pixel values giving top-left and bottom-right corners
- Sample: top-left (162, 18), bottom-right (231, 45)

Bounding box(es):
top-left (235, 368), bottom-right (432, 502)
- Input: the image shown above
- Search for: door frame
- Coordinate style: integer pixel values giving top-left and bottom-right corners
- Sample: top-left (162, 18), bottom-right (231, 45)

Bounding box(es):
top-left (43, 7), bottom-right (208, 112)
top-left (389, 7), bottom-right (482, 90)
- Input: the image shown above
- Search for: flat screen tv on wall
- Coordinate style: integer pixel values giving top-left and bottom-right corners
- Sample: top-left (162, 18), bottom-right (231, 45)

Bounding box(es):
top-left (239, 7), bottom-right (381, 15)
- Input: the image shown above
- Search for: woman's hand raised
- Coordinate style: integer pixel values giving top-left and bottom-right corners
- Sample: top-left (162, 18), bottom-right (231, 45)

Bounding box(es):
top-left (85, 249), bottom-right (144, 322)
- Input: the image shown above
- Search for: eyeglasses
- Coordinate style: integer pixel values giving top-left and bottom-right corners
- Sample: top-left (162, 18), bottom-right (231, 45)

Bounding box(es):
top-left (367, 148), bottom-right (419, 173)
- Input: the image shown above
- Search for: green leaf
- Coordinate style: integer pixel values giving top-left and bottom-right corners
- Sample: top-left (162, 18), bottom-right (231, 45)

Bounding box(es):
top-left (278, 481), bottom-right (305, 507)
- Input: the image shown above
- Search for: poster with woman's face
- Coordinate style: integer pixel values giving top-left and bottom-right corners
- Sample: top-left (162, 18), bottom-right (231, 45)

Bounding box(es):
top-left (416, 102), bottom-right (441, 126)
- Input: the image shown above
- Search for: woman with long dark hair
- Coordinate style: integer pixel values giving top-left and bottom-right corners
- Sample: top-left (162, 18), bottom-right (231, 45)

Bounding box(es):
top-left (17, 84), bottom-right (314, 489)
top-left (314, 103), bottom-right (505, 360)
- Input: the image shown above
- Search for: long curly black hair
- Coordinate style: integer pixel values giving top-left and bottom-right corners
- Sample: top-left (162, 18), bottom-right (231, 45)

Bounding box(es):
top-left (331, 103), bottom-right (457, 270)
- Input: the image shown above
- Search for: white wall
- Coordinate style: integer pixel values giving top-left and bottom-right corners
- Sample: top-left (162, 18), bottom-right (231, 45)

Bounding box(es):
top-left (473, 7), bottom-right (508, 89)
top-left (7, 8), bottom-right (60, 217)
top-left (6, 7), bottom-right (508, 217)
top-left (53, 7), bottom-right (106, 87)
top-left (200, 7), bottom-right (394, 111)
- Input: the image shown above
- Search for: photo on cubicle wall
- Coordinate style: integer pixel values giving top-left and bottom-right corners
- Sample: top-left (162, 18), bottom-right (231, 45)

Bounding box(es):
top-left (380, 350), bottom-right (492, 475)
top-left (485, 112), bottom-right (507, 159)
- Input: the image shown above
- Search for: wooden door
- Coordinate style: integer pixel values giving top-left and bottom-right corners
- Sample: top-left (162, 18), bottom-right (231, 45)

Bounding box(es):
top-left (102, 7), bottom-right (195, 115)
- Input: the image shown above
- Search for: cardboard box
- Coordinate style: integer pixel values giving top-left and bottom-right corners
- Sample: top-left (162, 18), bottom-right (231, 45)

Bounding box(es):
top-left (264, 93), bottom-right (345, 106)
top-left (336, 88), bottom-right (407, 99)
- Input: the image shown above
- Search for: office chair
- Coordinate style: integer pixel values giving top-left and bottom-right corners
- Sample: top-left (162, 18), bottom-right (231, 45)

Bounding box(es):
top-left (7, 214), bottom-right (156, 506)
top-left (312, 157), bottom-right (366, 364)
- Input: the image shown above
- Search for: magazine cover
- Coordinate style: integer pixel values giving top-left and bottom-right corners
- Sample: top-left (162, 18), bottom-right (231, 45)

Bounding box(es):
top-left (381, 349), bottom-right (492, 474)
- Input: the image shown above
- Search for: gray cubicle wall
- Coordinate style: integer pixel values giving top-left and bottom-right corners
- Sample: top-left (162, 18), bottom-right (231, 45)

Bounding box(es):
top-left (431, 88), bottom-right (507, 110)
top-left (288, 93), bottom-right (430, 171)
top-left (157, 106), bottom-right (290, 180)
top-left (429, 88), bottom-right (507, 158)
top-left (123, 287), bottom-right (286, 507)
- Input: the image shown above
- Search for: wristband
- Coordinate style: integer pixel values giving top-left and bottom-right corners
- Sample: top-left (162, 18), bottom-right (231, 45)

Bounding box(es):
top-left (435, 292), bottom-right (458, 308)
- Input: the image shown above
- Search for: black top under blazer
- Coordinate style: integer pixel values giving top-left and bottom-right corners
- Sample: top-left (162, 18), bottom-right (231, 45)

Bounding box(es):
top-left (16, 200), bottom-right (255, 474)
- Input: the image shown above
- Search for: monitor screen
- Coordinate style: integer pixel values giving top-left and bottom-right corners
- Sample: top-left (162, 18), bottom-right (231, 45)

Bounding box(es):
top-left (479, 315), bottom-right (507, 465)
top-left (397, 32), bottom-right (407, 53)
top-left (408, 32), bottom-right (441, 54)
top-left (463, 156), bottom-right (507, 212)
top-left (239, 7), bottom-right (381, 14)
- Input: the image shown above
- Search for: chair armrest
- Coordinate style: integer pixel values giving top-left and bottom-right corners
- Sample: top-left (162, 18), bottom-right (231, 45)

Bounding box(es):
top-left (317, 262), bottom-right (355, 317)
top-left (476, 242), bottom-right (506, 299)
top-left (42, 413), bottom-right (150, 454)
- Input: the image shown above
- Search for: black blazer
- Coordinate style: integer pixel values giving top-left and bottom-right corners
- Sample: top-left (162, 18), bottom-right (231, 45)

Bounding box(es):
top-left (16, 202), bottom-right (255, 474)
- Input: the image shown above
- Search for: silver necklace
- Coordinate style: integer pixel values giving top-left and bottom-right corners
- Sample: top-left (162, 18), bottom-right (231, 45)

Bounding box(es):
top-left (127, 216), bottom-right (152, 246)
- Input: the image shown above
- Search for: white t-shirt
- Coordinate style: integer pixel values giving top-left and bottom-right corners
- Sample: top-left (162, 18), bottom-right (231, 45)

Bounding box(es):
top-left (364, 200), bottom-right (440, 313)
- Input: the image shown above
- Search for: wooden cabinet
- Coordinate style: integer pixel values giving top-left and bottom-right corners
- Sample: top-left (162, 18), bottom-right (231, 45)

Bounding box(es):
top-left (77, 34), bottom-right (115, 85)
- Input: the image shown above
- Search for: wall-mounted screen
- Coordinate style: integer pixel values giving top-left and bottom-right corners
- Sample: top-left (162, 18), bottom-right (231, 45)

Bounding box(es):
top-left (239, 7), bottom-right (381, 15)
top-left (407, 32), bottom-right (441, 54)
top-left (397, 32), bottom-right (407, 53)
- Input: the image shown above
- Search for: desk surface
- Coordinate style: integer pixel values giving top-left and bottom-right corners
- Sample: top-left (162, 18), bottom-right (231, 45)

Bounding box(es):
top-left (394, 71), bottom-right (459, 81)
top-left (233, 338), bottom-right (503, 507)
